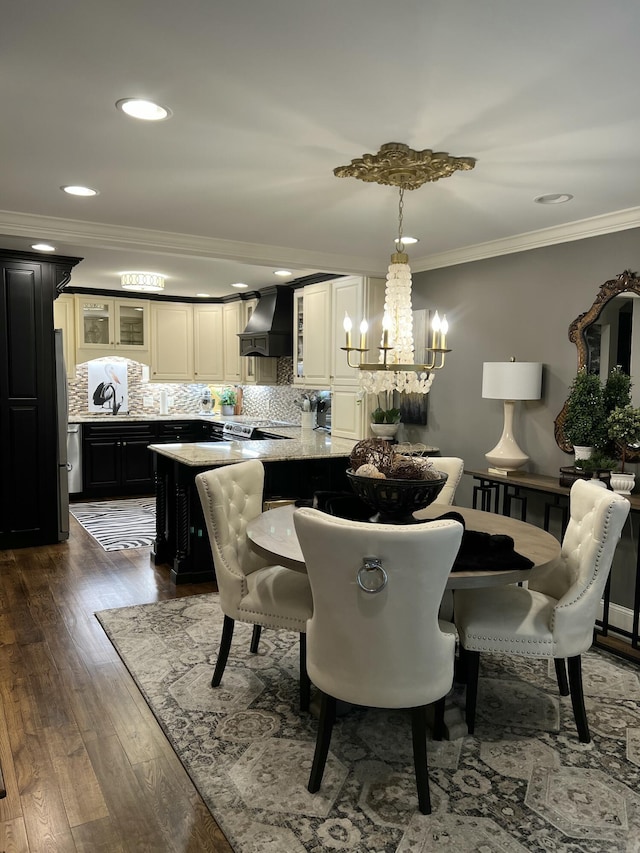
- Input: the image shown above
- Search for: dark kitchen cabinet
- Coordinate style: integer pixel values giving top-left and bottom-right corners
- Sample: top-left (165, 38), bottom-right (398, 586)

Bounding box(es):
top-left (0, 249), bottom-right (81, 548)
top-left (155, 420), bottom-right (202, 443)
top-left (83, 422), bottom-right (156, 497)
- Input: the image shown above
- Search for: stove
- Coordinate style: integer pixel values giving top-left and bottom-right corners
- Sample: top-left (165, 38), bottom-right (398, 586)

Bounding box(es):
top-left (207, 420), bottom-right (292, 441)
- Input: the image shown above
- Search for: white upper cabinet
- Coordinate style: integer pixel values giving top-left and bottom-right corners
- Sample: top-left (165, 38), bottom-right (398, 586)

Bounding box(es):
top-left (222, 301), bottom-right (242, 383)
top-left (149, 302), bottom-right (194, 381)
top-left (329, 276), bottom-right (385, 439)
top-left (331, 276), bottom-right (385, 385)
top-left (75, 296), bottom-right (150, 362)
top-left (293, 281), bottom-right (331, 388)
top-left (194, 304), bottom-right (224, 382)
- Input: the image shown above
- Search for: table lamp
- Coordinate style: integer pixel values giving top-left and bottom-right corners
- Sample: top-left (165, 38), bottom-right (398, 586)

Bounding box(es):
top-left (482, 359), bottom-right (543, 474)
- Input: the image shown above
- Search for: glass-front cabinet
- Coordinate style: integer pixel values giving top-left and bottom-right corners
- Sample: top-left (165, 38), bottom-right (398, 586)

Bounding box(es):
top-left (293, 282), bottom-right (331, 387)
top-left (293, 290), bottom-right (305, 385)
top-left (75, 296), bottom-right (150, 361)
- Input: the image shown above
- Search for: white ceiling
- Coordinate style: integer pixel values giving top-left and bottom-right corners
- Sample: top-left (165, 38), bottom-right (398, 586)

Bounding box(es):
top-left (2, 0), bottom-right (640, 298)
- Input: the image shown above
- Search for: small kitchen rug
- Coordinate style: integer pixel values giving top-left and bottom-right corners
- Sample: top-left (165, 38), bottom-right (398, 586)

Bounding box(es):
top-left (96, 594), bottom-right (640, 853)
top-left (70, 497), bottom-right (155, 551)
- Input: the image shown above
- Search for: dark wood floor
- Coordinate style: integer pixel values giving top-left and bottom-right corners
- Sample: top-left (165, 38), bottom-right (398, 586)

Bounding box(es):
top-left (0, 516), bottom-right (233, 852)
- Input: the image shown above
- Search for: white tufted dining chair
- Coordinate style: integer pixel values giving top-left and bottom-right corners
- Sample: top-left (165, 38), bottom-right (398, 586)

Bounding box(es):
top-left (293, 507), bottom-right (464, 814)
top-left (453, 478), bottom-right (630, 742)
top-left (196, 460), bottom-right (313, 712)
top-left (430, 457), bottom-right (464, 506)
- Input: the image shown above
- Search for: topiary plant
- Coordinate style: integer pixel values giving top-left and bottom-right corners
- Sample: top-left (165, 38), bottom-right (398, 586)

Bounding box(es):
top-left (604, 365), bottom-right (632, 415)
top-left (563, 368), bottom-right (606, 449)
top-left (606, 404), bottom-right (640, 472)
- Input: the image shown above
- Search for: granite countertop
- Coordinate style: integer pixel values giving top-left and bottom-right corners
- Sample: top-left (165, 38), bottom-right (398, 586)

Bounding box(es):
top-left (68, 413), bottom-right (297, 425)
top-left (149, 430), bottom-right (356, 466)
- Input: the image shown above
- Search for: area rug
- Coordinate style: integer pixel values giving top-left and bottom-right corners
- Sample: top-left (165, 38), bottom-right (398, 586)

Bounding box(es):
top-left (96, 594), bottom-right (640, 853)
top-left (70, 497), bottom-right (155, 551)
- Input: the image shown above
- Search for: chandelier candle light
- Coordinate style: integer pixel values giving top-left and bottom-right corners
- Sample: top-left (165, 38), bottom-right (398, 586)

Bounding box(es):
top-left (334, 142), bottom-right (475, 396)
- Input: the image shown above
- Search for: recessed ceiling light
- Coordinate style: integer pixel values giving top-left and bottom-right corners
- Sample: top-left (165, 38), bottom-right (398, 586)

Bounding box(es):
top-left (231, 282), bottom-right (248, 289)
top-left (196, 292), bottom-right (211, 298)
top-left (534, 193), bottom-right (573, 205)
top-left (31, 243), bottom-right (56, 252)
top-left (116, 98), bottom-right (171, 121)
top-left (274, 270), bottom-right (292, 277)
top-left (61, 185), bottom-right (99, 196)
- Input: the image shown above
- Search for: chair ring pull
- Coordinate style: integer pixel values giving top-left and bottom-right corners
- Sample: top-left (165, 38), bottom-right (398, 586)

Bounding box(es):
top-left (357, 557), bottom-right (388, 594)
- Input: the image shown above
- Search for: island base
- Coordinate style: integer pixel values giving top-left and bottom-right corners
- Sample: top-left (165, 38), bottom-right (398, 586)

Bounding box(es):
top-left (152, 454), bottom-right (350, 584)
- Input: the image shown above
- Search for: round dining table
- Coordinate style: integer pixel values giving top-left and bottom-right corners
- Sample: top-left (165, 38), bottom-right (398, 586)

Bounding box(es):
top-left (246, 502), bottom-right (561, 588)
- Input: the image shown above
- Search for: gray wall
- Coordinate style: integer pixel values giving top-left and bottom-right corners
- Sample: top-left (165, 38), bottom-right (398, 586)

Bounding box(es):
top-left (408, 227), bottom-right (640, 610)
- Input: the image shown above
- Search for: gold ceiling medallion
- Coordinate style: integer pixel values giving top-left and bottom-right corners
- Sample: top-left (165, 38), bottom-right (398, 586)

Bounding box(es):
top-left (333, 142), bottom-right (475, 190)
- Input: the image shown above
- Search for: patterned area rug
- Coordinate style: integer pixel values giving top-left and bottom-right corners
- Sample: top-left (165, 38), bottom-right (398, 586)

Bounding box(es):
top-left (70, 498), bottom-right (155, 551)
top-left (96, 594), bottom-right (640, 853)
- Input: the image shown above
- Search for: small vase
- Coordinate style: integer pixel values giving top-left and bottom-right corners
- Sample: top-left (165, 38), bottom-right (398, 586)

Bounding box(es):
top-left (370, 422), bottom-right (399, 440)
top-left (610, 471), bottom-right (635, 495)
top-left (221, 405), bottom-right (235, 416)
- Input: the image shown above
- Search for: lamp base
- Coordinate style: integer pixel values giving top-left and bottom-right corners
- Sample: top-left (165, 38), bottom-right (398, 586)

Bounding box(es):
top-left (484, 400), bottom-right (530, 473)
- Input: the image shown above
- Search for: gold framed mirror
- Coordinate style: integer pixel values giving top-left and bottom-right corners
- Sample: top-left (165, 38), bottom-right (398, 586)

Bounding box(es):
top-left (555, 269), bottom-right (640, 456)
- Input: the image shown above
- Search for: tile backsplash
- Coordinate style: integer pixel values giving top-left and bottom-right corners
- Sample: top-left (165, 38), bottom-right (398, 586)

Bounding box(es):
top-left (68, 356), bottom-right (319, 424)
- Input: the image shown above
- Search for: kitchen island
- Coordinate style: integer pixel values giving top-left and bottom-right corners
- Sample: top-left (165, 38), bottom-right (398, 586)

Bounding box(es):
top-left (150, 429), bottom-right (356, 583)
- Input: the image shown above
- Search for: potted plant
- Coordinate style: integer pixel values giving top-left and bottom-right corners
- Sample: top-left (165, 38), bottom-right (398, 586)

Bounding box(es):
top-left (602, 365), bottom-right (632, 459)
top-left (219, 387), bottom-right (237, 416)
top-left (563, 368), bottom-right (606, 461)
top-left (370, 391), bottom-right (401, 439)
top-left (606, 404), bottom-right (640, 493)
top-left (560, 449), bottom-right (617, 487)
top-left (604, 365), bottom-right (632, 414)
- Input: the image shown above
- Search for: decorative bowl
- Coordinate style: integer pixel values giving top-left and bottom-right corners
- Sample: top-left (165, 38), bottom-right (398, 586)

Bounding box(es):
top-left (346, 468), bottom-right (448, 524)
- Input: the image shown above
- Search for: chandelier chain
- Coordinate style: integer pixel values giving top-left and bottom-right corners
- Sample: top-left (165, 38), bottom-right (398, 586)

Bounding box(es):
top-left (397, 187), bottom-right (405, 249)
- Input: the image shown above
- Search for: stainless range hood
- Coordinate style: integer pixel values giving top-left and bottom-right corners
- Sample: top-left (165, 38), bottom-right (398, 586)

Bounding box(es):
top-left (238, 285), bottom-right (293, 357)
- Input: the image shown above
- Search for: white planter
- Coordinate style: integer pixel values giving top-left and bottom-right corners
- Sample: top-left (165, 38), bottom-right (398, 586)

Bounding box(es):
top-left (573, 445), bottom-right (594, 463)
top-left (370, 422), bottom-right (399, 440)
top-left (610, 472), bottom-right (635, 495)
top-left (221, 405), bottom-right (235, 416)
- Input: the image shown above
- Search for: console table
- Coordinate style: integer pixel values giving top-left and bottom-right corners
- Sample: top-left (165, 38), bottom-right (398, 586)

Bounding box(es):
top-left (465, 468), bottom-right (640, 663)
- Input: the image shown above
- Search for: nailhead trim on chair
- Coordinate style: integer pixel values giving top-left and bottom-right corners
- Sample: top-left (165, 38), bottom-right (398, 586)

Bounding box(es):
top-left (550, 501), bottom-right (616, 631)
top-left (462, 636), bottom-right (555, 655)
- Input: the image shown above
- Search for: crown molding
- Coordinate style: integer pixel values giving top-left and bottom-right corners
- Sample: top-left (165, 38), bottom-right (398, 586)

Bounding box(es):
top-left (2, 205), bottom-right (639, 279)
top-left (0, 209), bottom-right (380, 277)
top-left (411, 206), bottom-right (640, 272)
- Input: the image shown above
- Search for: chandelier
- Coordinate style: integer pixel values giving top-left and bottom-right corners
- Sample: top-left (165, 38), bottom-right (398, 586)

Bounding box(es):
top-left (334, 142), bottom-right (475, 395)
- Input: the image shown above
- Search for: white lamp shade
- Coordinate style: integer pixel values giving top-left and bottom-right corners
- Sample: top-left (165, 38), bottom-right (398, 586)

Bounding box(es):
top-left (482, 362), bottom-right (543, 401)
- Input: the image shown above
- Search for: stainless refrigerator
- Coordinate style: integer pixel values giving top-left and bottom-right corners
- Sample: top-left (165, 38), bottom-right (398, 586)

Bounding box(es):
top-left (54, 329), bottom-right (70, 541)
